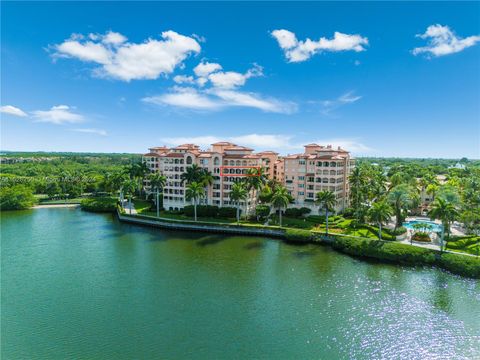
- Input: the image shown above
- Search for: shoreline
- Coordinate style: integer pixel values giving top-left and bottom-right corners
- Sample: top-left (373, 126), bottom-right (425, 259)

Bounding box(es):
top-left (33, 204), bottom-right (81, 209)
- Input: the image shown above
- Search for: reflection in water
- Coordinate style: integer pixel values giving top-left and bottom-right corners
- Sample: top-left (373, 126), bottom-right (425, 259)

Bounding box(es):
top-left (1, 208), bottom-right (479, 360)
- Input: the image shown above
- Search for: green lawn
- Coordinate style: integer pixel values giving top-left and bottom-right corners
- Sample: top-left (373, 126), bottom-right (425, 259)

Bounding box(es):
top-left (446, 236), bottom-right (480, 256)
top-left (132, 199), bottom-right (153, 213)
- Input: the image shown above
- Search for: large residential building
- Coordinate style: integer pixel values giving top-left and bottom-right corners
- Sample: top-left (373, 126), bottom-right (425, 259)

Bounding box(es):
top-left (143, 142), bottom-right (354, 213)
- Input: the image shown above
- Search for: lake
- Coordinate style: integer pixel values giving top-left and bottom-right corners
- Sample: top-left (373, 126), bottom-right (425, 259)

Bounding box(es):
top-left (1, 208), bottom-right (479, 359)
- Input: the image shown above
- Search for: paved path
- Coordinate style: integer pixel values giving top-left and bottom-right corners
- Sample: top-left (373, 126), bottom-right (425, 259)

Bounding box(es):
top-left (122, 200), bottom-right (137, 215)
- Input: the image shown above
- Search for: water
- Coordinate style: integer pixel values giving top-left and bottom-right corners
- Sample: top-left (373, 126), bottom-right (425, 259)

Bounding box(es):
top-left (403, 219), bottom-right (443, 232)
top-left (2, 208), bottom-right (479, 359)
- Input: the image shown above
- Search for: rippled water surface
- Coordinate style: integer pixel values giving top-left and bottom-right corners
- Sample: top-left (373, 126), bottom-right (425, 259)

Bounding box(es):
top-left (2, 208), bottom-right (479, 359)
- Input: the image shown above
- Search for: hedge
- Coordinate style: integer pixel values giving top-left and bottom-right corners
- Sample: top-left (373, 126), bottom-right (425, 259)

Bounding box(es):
top-left (81, 197), bottom-right (117, 213)
top-left (437, 253), bottom-right (480, 278)
top-left (285, 228), bottom-right (313, 243)
top-left (183, 205), bottom-right (219, 217)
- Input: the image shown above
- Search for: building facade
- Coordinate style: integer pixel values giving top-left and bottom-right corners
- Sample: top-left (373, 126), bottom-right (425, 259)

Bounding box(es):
top-left (143, 142), bottom-right (354, 213)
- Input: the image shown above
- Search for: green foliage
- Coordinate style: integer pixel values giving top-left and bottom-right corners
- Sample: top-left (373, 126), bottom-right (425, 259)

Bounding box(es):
top-left (255, 205), bottom-right (270, 220)
top-left (437, 253), bottom-right (480, 278)
top-left (0, 185), bottom-right (36, 210)
top-left (80, 197), bottom-right (117, 213)
top-left (446, 236), bottom-right (480, 256)
top-left (285, 208), bottom-right (307, 218)
top-left (218, 207), bottom-right (237, 218)
top-left (285, 229), bottom-right (313, 243)
top-left (183, 205), bottom-right (219, 218)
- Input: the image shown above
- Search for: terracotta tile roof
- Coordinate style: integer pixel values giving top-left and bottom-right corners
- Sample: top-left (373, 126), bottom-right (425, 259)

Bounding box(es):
top-left (166, 153), bottom-right (184, 158)
top-left (143, 152), bottom-right (161, 157)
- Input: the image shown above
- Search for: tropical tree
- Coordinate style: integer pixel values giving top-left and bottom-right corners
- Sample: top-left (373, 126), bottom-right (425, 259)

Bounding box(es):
top-left (270, 186), bottom-right (291, 227)
top-left (349, 165), bottom-right (368, 222)
top-left (128, 162), bottom-right (149, 196)
top-left (180, 164), bottom-right (203, 185)
top-left (426, 183), bottom-right (439, 203)
top-left (121, 179), bottom-right (137, 215)
top-left (185, 181), bottom-right (205, 221)
top-left (148, 173), bottom-right (167, 217)
top-left (368, 200), bottom-right (393, 240)
top-left (316, 190), bottom-right (336, 235)
top-left (429, 198), bottom-right (459, 245)
top-left (388, 184), bottom-right (412, 231)
top-left (245, 167), bottom-right (267, 209)
top-left (230, 182), bottom-right (248, 223)
top-left (200, 169), bottom-right (214, 205)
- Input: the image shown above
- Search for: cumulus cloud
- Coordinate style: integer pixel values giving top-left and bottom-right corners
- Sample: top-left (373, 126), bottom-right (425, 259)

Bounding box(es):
top-left (71, 128), bottom-right (107, 136)
top-left (1, 105), bottom-right (27, 117)
top-left (412, 24), bottom-right (480, 57)
top-left (173, 75), bottom-right (195, 84)
top-left (32, 105), bottom-right (84, 124)
top-left (52, 30), bottom-right (201, 81)
top-left (143, 86), bottom-right (296, 114)
top-left (271, 29), bottom-right (368, 62)
top-left (193, 61), bottom-right (222, 77)
top-left (208, 64), bottom-right (263, 89)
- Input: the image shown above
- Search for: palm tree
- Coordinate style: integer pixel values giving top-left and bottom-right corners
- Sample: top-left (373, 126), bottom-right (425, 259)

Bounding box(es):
top-left (180, 164), bottom-right (203, 185)
top-left (429, 198), bottom-right (459, 249)
top-left (185, 182), bottom-right (205, 221)
top-left (128, 162), bottom-right (149, 196)
top-left (245, 167), bottom-right (267, 210)
top-left (349, 166), bottom-right (368, 222)
top-left (426, 183), bottom-right (439, 203)
top-left (148, 173), bottom-right (166, 217)
top-left (121, 179), bottom-right (137, 215)
top-left (230, 182), bottom-right (248, 223)
top-left (316, 190), bottom-right (336, 235)
top-left (368, 200), bottom-right (393, 240)
top-left (270, 186), bottom-right (291, 227)
top-left (200, 169), bottom-right (214, 205)
top-left (388, 184), bottom-right (411, 231)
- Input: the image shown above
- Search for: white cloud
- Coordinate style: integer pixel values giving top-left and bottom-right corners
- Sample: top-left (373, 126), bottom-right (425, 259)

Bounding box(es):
top-left (314, 91), bottom-right (362, 115)
top-left (32, 105), bottom-right (84, 124)
top-left (72, 128), bottom-right (107, 136)
top-left (271, 29), bottom-right (368, 62)
top-left (207, 64), bottom-right (263, 89)
top-left (173, 75), bottom-right (195, 84)
top-left (143, 87), bottom-right (222, 111)
top-left (193, 61), bottom-right (222, 77)
top-left (412, 24), bottom-right (480, 57)
top-left (143, 86), bottom-right (296, 114)
top-left (159, 134), bottom-right (372, 154)
top-left (52, 30), bottom-right (201, 81)
top-left (1, 105), bottom-right (27, 117)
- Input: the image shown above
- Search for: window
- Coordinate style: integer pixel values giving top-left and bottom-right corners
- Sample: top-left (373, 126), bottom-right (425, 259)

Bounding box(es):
top-left (298, 191), bottom-right (304, 196)
top-left (186, 156), bottom-right (192, 164)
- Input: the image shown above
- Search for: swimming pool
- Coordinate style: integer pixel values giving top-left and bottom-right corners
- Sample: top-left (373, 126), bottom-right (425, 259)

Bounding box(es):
top-left (403, 220), bottom-right (443, 232)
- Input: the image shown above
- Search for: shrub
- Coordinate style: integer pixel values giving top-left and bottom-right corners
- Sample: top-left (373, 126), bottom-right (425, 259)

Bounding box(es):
top-left (285, 229), bottom-right (313, 243)
top-left (299, 207), bottom-right (312, 216)
top-left (412, 232), bottom-right (431, 242)
top-left (81, 197), bottom-right (117, 213)
top-left (384, 226), bottom-right (407, 236)
top-left (183, 205), bottom-right (219, 218)
top-left (342, 207), bottom-right (355, 218)
top-left (218, 207), bottom-right (237, 218)
top-left (332, 236), bottom-right (436, 265)
top-left (437, 253), bottom-right (480, 278)
top-left (255, 205), bottom-right (270, 220)
top-left (285, 208), bottom-right (303, 218)
top-left (306, 215), bottom-right (326, 224)
top-left (0, 185), bottom-right (36, 210)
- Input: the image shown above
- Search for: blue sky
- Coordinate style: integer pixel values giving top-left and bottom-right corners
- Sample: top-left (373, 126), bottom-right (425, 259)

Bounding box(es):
top-left (1, 1), bottom-right (479, 158)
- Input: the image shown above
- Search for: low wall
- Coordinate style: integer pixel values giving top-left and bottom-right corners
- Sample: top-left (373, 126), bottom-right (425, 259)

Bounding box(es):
top-left (117, 210), bottom-right (286, 238)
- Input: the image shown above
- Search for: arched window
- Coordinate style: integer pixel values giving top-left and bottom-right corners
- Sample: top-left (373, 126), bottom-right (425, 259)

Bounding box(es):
top-left (330, 162), bottom-right (336, 167)
top-left (323, 161), bottom-right (329, 167)
top-left (236, 160), bottom-right (241, 166)
top-left (229, 160), bottom-right (235, 166)
top-left (214, 157), bottom-right (220, 166)
top-left (186, 156), bottom-right (192, 165)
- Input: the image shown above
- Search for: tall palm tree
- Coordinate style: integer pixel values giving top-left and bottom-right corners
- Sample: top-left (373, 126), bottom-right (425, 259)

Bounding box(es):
top-left (121, 179), bottom-right (137, 215)
top-left (200, 169), bottom-right (214, 205)
top-left (230, 182), bottom-right (248, 223)
top-left (185, 182), bottom-right (205, 221)
top-left (128, 162), bottom-right (149, 196)
top-left (429, 198), bottom-right (459, 248)
top-left (388, 184), bottom-right (411, 231)
top-left (368, 200), bottom-right (393, 240)
top-left (316, 190), bottom-right (336, 235)
top-left (180, 164), bottom-right (203, 185)
top-left (349, 166), bottom-right (368, 222)
top-left (148, 173), bottom-right (166, 217)
top-left (245, 167), bottom-right (267, 210)
top-left (426, 183), bottom-right (439, 203)
top-left (270, 186), bottom-right (291, 227)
